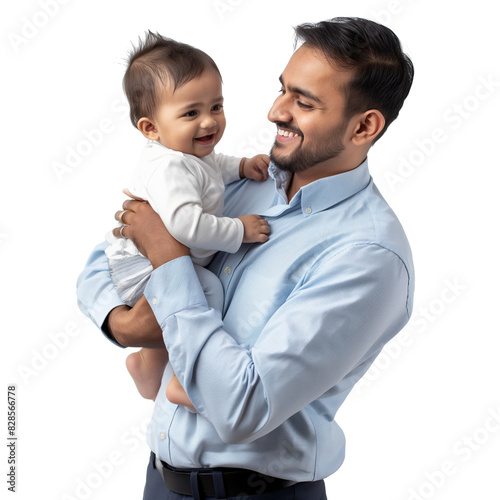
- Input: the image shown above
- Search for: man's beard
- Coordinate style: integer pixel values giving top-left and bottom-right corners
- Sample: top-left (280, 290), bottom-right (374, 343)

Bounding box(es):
top-left (270, 122), bottom-right (346, 174)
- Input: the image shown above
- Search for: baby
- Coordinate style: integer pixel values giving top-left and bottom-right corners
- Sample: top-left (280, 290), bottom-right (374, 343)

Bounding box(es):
top-left (106, 31), bottom-right (270, 407)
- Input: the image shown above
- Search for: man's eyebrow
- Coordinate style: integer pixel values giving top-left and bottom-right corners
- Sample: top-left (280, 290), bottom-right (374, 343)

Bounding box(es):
top-left (279, 74), bottom-right (324, 104)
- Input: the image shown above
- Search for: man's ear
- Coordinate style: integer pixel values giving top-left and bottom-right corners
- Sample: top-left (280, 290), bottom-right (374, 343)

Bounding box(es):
top-left (137, 117), bottom-right (159, 141)
top-left (351, 110), bottom-right (385, 146)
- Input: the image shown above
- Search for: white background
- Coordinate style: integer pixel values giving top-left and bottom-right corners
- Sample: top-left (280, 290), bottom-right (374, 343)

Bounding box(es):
top-left (1, 1), bottom-right (499, 499)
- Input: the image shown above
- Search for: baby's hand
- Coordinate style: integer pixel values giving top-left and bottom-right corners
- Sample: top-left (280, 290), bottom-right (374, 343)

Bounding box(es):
top-left (238, 214), bottom-right (270, 243)
top-left (240, 155), bottom-right (270, 182)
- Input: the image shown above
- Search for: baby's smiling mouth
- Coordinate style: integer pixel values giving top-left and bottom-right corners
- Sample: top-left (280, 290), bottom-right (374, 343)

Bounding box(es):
top-left (195, 134), bottom-right (215, 145)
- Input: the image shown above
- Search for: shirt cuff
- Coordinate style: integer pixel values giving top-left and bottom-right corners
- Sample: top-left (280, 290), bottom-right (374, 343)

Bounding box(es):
top-left (76, 241), bottom-right (127, 347)
top-left (78, 287), bottom-right (126, 347)
top-left (143, 256), bottom-right (208, 327)
top-left (101, 310), bottom-right (126, 347)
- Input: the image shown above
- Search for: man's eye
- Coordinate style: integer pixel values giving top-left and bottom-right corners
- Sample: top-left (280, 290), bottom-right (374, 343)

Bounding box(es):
top-left (278, 88), bottom-right (285, 95)
top-left (297, 101), bottom-right (313, 110)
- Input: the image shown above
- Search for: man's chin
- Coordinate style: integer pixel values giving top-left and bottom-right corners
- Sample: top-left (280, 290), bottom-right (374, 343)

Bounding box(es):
top-left (270, 145), bottom-right (296, 173)
top-left (270, 156), bottom-right (296, 174)
top-left (270, 151), bottom-right (287, 169)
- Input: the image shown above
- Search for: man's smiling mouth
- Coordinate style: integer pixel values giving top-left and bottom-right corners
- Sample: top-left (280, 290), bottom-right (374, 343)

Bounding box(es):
top-left (277, 128), bottom-right (300, 138)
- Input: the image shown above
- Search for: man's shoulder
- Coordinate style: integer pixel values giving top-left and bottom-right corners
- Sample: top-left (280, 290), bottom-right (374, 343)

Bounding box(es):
top-left (362, 180), bottom-right (412, 257)
top-left (310, 178), bottom-right (413, 270)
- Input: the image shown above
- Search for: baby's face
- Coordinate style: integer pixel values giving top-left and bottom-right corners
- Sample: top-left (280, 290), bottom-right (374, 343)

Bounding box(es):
top-left (153, 70), bottom-right (226, 157)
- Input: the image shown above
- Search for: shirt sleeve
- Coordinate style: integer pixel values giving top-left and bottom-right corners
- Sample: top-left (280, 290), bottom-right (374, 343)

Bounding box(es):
top-left (143, 243), bottom-right (412, 445)
top-left (76, 241), bottom-right (126, 347)
top-left (212, 152), bottom-right (242, 185)
top-left (145, 157), bottom-right (243, 253)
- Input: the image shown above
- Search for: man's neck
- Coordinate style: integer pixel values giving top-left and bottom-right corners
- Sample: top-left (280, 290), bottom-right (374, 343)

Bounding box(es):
top-left (285, 156), bottom-right (367, 201)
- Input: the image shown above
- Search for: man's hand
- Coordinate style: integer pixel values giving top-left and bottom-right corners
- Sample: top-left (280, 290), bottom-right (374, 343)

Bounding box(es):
top-left (239, 154), bottom-right (270, 181)
top-left (106, 297), bottom-right (164, 348)
top-left (238, 214), bottom-right (270, 243)
top-left (112, 193), bottom-right (189, 269)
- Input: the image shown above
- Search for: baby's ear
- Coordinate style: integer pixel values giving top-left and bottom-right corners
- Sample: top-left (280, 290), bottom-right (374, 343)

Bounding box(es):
top-left (137, 117), bottom-right (159, 140)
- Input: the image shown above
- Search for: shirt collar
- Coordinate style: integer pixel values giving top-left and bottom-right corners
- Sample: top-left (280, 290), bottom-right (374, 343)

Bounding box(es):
top-left (267, 159), bottom-right (371, 216)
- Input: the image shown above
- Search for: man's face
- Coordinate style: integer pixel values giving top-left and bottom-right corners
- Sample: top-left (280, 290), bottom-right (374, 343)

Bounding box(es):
top-left (268, 45), bottom-right (353, 173)
top-left (153, 70), bottom-right (226, 158)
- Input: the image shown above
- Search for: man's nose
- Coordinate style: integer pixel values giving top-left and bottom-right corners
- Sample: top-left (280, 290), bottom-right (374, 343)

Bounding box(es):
top-left (268, 95), bottom-right (292, 124)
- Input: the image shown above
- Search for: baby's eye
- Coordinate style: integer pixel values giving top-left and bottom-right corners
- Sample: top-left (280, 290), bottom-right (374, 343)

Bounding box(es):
top-left (212, 104), bottom-right (224, 112)
top-left (184, 110), bottom-right (197, 117)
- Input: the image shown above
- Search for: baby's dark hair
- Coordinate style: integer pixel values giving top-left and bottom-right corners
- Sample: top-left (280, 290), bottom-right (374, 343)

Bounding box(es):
top-left (123, 31), bottom-right (222, 128)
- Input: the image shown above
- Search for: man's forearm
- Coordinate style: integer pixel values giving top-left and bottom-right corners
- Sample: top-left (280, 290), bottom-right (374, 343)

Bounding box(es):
top-left (107, 297), bottom-right (164, 348)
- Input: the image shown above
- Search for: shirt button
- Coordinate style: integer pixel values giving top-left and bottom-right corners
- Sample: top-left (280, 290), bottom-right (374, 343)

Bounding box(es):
top-left (152, 297), bottom-right (158, 305)
top-left (305, 206), bottom-right (312, 214)
top-left (224, 266), bottom-right (232, 275)
top-left (160, 432), bottom-right (166, 440)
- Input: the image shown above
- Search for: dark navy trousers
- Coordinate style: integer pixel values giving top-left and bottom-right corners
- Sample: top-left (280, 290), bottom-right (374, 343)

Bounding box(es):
top-left (143, 452), bottom-right (327, 500)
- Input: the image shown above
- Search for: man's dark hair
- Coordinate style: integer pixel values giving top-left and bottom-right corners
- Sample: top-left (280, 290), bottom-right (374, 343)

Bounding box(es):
top-left (294, 17), bottom-right (414, 141)
top-left (123, 31), bottom-right (222, 128)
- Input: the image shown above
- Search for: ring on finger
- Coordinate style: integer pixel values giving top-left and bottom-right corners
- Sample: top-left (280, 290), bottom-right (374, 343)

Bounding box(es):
top-left (119, 225), bottom-right (127, 238)
top-left (118, 210), bottom-right (128, 224)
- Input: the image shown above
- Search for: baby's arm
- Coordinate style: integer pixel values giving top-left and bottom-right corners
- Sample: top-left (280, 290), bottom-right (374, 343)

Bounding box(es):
top-left (147, 156), bottom-right (268, 253)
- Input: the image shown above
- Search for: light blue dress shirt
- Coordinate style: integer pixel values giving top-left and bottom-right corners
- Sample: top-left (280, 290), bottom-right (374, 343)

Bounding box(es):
top-left (77, 159), bottom-right (414, 482)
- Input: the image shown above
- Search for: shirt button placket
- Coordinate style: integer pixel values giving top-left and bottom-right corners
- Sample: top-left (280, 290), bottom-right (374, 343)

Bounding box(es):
top-left (220, 261), bottom-right (235, 288)
top-left (219, 248), bottom-right (249, 288)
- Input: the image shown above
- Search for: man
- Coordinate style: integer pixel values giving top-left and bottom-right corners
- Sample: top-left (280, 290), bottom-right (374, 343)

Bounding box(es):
top-left (77, 17), bottom-right (414, 500)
